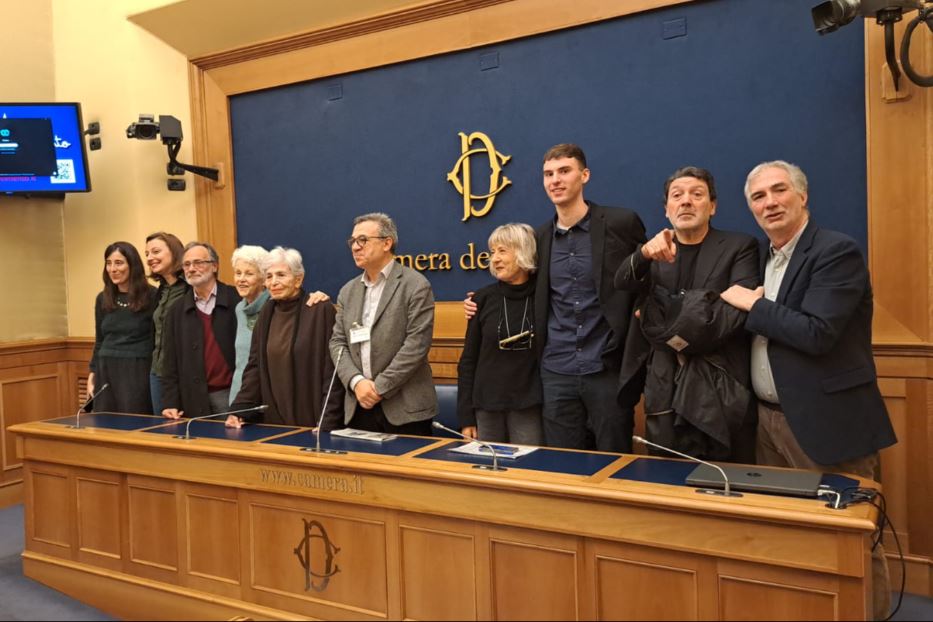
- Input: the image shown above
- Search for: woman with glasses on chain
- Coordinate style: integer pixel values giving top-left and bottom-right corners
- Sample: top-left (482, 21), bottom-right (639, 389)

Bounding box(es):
top-left (457, 223), bottom-right (544, 445)
top-left (88, 241), bottom-right (158, 414)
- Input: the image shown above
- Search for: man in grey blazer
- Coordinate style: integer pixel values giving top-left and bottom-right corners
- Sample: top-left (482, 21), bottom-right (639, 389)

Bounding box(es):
top-left (330, 212), bottom-right (437, 435)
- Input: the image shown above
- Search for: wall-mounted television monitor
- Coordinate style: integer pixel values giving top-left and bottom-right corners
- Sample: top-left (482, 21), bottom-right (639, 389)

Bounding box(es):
top-left (0, 102), bottom-right (91, 195)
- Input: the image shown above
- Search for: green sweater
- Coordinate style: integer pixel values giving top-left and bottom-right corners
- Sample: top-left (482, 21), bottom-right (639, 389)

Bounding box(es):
top-left (90, 288), bottom-right (158, 373)
top-left (150, 279), bottom-right (189, 376)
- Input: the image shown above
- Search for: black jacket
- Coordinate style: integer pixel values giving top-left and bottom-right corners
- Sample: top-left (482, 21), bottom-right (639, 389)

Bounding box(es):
top-left (457, 279), bottom-right (541, 428)
top-left (161, 281), bottom-right (239, 418)
top-left (615, 227), bottom-right (759, 461)
top-left (535, 201), bottom-right (647, 406)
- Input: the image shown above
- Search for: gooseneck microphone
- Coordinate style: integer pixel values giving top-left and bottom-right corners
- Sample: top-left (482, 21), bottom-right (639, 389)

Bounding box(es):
top-left (303, 346), bottom-right (347, 455)
top-left (632, 435), bottom-right (740, 498)
top-left (70, 383), bottom-right (110, 429)
top-left (433, 421), bottom-right (506, 472)
top-left (175, 405), bottom-right (268, 440)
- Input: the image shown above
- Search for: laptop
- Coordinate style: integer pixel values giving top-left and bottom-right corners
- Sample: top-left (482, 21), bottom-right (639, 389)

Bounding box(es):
top-left (686, 463), bottom-right (823, 498)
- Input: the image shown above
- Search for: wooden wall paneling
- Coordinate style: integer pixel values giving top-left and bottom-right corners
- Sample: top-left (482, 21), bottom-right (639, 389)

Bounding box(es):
top-left (182, 481), bottom-right (241, 598)
top-left (716, 557), bottom-right (868, 621)
top-left (903, 378), bottom-right (933, 558)
top-left (1, 372), bottom-right (61, 476)
top-left (878, 377), bottom-right (910, 550)
top-left (473, 521), bottom-right (493, 621)
top-left (65, 337), bottom-right (94, 407)
top-left (13, 418), bottom-right (884, 619)
top-left (0, 478), bottom-right (20, 508)
top-left (584, 538), bottom-right (720, 621)
top-left (188, 67), bottom-right (239, 283)
top-left (0, 339), bottom-right (69, 368)
top-left (384, 509), bottom-right (403, 620)
top-left (876, 349), bottom-right (933, 594)
top-left (74, 467), bottom-right (123, 571)
top-left (26, 463), bottom-right (75, 558)
top-left (126, 474), bottom-right (181, 583)
top-left (21, 551), bottom-right (299, 622)
top-left (865, 21), bottom-right (931, 344)
top-left (243, 492), bottom-right (390, 620)
top-left (396, 512), bottom-right (479, 621)
top-left (196, 0), bottom-right (694, 94)
top-left (718, 576), bottom-right (839, 621)
top-left (486, 525), bottom-right (584, 621)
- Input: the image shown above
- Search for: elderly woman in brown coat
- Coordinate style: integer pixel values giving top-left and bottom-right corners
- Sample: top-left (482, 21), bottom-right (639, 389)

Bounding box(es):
top-left (227, 246), bottom-right (344, 430)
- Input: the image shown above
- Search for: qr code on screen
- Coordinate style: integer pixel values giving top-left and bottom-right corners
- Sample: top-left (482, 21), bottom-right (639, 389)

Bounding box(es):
top-left (50, 159), bottom-right (75, 184)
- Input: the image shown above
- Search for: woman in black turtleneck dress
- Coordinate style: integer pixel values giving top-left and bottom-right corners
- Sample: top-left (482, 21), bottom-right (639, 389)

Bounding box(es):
top-left (457, 223), bottom-right (543, 445)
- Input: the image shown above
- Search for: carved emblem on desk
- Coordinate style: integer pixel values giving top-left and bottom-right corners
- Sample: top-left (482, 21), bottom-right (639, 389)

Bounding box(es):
top-left (294, 519), bottom-right (340, 592)
top-left (446, 130), bottom-right (511, 222)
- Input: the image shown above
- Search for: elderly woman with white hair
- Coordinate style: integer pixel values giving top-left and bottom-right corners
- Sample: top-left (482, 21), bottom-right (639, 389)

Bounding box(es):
top-left (456, 223), bottom-right (544, 445)
top-left (229, 244), bottom-right (271, 405)
top-left (228, 246), bottom-right (344, 429)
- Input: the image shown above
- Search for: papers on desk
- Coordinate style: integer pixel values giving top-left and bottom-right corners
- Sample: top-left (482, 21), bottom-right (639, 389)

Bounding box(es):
top-left (448, 441), bottom-right (536, 460)
top-left (329, 428), bottom-right (398, 443)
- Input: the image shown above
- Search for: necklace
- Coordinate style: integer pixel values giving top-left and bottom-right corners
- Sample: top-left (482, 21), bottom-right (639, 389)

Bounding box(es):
top-left (499, 296), bottom-right (533, 349)
top-left (116, 295), bottom-right (129, 308)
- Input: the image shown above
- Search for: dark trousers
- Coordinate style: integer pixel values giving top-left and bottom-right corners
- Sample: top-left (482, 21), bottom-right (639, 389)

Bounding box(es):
top-left (540, 367), bottom-right (633, 453)
top-left (349, 403), bottom-right (433, 437)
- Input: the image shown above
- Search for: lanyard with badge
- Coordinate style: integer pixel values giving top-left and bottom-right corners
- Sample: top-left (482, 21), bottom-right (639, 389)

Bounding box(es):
top-left (349, 321), bottom-right (371, 345)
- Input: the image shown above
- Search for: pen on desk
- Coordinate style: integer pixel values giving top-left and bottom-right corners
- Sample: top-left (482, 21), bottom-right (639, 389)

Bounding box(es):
top-left (478, 444), bottom-right (518, 455)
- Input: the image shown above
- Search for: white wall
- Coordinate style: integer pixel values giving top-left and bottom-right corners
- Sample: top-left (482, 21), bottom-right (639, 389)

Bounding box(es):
top-left (53, 0), bottom-right (198, 337)
top-left (0, 0), bottom-right (68, 341)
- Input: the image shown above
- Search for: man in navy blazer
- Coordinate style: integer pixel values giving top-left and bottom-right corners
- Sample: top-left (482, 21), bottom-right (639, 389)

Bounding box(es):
top-left (721, 160), bottom-right (895, 620)
top-left (720, 161), bottom-right (895, 469)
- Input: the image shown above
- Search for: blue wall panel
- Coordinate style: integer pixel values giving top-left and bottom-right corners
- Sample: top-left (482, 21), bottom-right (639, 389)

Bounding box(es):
top-left (231, 0), bottom-right (865, 300)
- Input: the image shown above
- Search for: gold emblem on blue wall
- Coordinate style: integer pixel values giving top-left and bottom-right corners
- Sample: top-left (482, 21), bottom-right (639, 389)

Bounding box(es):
top-left (446, 131), bottom-right (511, 221)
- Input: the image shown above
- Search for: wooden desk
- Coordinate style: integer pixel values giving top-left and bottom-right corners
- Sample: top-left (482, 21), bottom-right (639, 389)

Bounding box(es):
top-left (12, 414), bottom-right (877, 620)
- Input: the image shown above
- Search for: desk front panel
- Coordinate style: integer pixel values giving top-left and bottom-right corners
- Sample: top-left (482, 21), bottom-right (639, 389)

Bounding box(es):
top-left (14, 419), bottom-right (874, 620)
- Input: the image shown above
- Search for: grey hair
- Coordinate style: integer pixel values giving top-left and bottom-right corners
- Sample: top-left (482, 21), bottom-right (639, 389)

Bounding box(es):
top-left (353, 212), bottom-right (398, 252)
top-left (488, 223), bottom-right (537, 278)
top-left (183, 241), bottom-right (220, 264)
top-left (265, 246), bottom-right (305, 277)
top-left (230, 244), bottom-right (269, 271)
top-left (744, 160), bottom-right (809, 204)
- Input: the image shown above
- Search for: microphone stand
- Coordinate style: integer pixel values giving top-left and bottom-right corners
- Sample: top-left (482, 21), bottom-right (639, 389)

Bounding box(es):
top-left (633, 435), bottom-right (741, 498)
top-left (303, 346), bottom-right (347, 455)
top-left (69, 383), bottom-right (110, 429)
top-left (174, 405), bottom-right (268, 440)
top-left (433, 421), bottom-right (506, 472)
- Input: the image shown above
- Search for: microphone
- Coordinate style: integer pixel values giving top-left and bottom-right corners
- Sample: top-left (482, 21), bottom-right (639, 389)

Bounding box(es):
top-left (302, 346), bottom-right (347, 455)
top-left (433, 421), bottom-right (506, 472)
top-left (69, 383), bottom-right (110, 429)
top-left (632, 435), bottom-right (740, 497)
top-left (174, 404), bottom-right (268, 440)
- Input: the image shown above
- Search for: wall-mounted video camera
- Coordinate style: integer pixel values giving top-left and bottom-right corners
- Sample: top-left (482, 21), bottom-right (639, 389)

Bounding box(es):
top-left (126, 114), bottom-right (218, 181)
top-left (811, 0), bottom-right (933, 89)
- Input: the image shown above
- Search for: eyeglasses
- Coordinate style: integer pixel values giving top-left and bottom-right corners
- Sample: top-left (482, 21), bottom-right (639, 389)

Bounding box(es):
top-left (347, 235), bottom-right (388, 248)
top-left (497, 297), bottom-right (534, 351)
top-left (498, 329), bottom-right (534, 351)
top-left (182, 259), bottom-right (215, 270)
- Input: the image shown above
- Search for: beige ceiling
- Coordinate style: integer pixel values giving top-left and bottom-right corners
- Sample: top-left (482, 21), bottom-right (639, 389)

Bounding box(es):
top-left (128, 0), bottom-right (426, 59)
